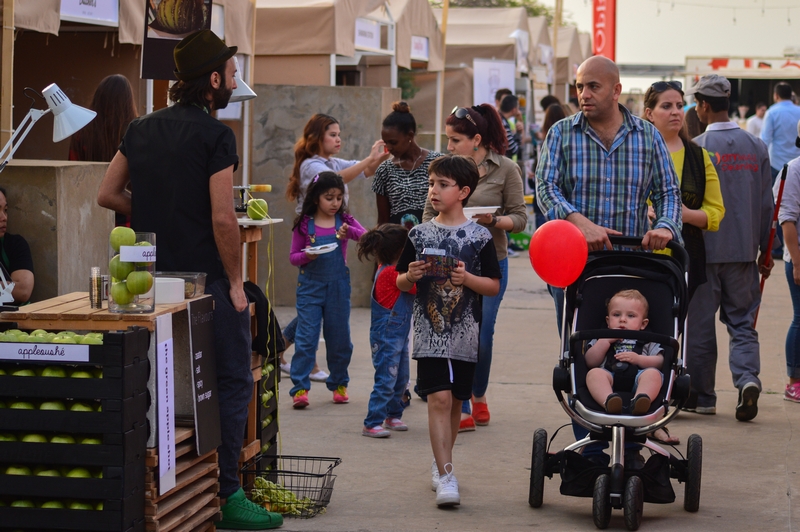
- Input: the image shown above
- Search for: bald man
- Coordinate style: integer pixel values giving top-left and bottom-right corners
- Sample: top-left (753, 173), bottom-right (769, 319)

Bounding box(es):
top-left (536, 56), bottom-right (682, 252)
top-left (534, 56), bottom-right (682, 467)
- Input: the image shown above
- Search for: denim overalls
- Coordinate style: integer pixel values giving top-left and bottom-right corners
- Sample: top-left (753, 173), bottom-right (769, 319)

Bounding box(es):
top-left (290, 215), bottom-right (353, 397)
top-left (363, 265), bottom-right (414, 427)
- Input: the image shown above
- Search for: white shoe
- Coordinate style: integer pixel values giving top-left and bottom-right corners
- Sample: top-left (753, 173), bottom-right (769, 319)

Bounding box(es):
top-left (279, 362), bottom-right (290, 375)
top-left (431, 459), bottom-right (439, 491)
top-left (309, 370), bottom-right (329, 382)
top-left (435, 463), bottom-right (460, 507)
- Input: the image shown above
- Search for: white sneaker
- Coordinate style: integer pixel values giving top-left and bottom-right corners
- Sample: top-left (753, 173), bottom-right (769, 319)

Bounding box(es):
top-left (279, 362), bottom-right (291, 375)
top-left (435, 463), bottom-right (460, 507)
top-left (431, 459), bottom-right (439, 491)
top-left (309, 369), bottom-right (329, 382)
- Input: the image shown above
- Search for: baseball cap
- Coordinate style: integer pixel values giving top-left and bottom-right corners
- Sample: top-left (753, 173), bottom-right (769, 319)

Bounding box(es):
top-left (685, 75), bottom-right (731, 98)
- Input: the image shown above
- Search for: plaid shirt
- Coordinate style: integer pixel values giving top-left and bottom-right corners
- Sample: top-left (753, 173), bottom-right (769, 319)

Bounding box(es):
top-left (536, 105), bottom-right (683, 243)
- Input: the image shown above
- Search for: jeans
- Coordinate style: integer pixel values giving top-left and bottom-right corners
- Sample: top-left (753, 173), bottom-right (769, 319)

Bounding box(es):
top-left (282, 315), bottom-right (297, 344)
top-left (462, 258), bottom-right (509, 414)
top-left (784, 261), bottom-right (800, 379)
top-left (772, 166), bottom-right (785, 253)
top-left (207, 279), bottom-right (254, 499)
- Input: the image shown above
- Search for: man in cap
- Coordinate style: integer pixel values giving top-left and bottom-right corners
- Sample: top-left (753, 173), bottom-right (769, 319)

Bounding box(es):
top-left (98, 30), bottom-right (282, 529)
top-left (686, 74), bottom-right (774, 422)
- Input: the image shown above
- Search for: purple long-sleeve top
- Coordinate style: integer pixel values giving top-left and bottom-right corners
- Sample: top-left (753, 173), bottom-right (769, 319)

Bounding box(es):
top-left (290, 212), bottom-right (366, 267)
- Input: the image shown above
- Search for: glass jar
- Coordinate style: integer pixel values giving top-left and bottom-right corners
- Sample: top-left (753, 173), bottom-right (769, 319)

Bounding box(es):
top-left (108, 231), bottom-right (156, 313)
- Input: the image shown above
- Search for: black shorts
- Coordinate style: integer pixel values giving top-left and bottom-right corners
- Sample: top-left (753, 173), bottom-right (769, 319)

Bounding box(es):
top-left (416, 357), bottom-right (476, 401)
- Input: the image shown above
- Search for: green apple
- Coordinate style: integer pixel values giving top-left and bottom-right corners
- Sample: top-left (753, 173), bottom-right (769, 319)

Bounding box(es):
top-left (0, 433), bottom-right (16, 441)
top-left (69, 368), bottom-right (94, 379)
top-left (57, 331), bottom-right (76, 338)
top-left (96, 501), bottom-right (104, 511)
top-left (46, 332), bottom-right (57, 342)
top-left (93, 469), bottom-right (103, 479)
top-left (65, 467), bottom-right (92, 478)
top-left (71, 334), bottom-right (85, 343)
top-left (0, 333), bottom-right (14, 342)
top-left (80, 336), bottom-right (103, 345)
top-left (14, 333), bottom-right (30, 342)
top-left (34, 467), bottom-right (61, 477)
top-left (40, 501), bottom-right (65, 509)
top-left (109, 226), bottom-right (135, 252)
top-left (10, 499), bottom-right (35, 508)
top-left (40, 400), bottom-right (67, 410)
top-left (110, 281), bottom-right (134, 305)
top-left (9, 400), bottom-right (36, 409)
top-left (86, 332), bottom-right (103, 339)
top-left (21, 433), bottom-right (48, 443)
top-left (4, 329), bottom-right (22, 336)
top-left (93, 367), bottom-right (104, 378)
top-left (11, 367), bottom-right (35, 377)
top-left (134, 240), bottom-right (155, 266)
top-left (109, 254), bottom-right (134, 281)
top-left (79, 436), bottom-right (102, 445)
top-left (0, 366), bottom-right (5, 375)
top-left (68, 501), bottom-right (94, 510)
top-left (50, 434), bottom-right (76, 444)
top-left (52, 336), bottom-right (76, 344)
top-left (33, 335), bottom-right (51, 343)
top-left (5, 465), bottom-right (32, 475)
top-left (30, 329), bottom-right (48, 337)
top-left (126, 271), bottom-right (153, 295)
top-left (41, 366), bottom-right (67, 378)
top-left (247, 198), bottom-right (268, 220)
top-left (69, 402), bottom-right (94, 412)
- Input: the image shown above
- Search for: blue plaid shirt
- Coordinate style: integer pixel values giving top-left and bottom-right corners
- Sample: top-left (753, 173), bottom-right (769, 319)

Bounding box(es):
top-left (536, 105), bottom-right (683, 243)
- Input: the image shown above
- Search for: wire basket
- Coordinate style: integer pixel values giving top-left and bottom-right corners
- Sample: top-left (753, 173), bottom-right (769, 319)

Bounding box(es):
top-left (241, 455), bottom-right (342, 518)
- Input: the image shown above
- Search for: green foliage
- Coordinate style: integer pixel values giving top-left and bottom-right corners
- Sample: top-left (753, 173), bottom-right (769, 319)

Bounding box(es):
top-left (428, 0), bottom-right (554, 22)
top-left (398, 69), bottom-right (421, 100)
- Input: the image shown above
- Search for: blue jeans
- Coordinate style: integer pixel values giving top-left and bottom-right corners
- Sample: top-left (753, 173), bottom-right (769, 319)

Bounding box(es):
top-left (784, 261), bottom-right (800, 379)
top-left (282, 315), bottom-right (298, 344)
top-left (364, 266), bottom-right (414, 427)
top-left (462, 258), bottom-right (509, 414)
top-left (207, 279), bottom-right (254, 499)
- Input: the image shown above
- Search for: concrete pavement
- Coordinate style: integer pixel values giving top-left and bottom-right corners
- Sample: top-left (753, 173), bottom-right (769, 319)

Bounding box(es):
top-left (268, 254), bottom-right (800, 532)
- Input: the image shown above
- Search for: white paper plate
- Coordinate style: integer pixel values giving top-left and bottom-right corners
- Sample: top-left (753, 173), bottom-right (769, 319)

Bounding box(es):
top-left (302, 243), bottom-right (338, 255)
top-left (463, 206), bottom-right (500, 218)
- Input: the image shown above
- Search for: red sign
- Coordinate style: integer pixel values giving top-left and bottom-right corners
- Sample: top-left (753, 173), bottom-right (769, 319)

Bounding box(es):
top-left (592, 0), bottom-right (616, 61)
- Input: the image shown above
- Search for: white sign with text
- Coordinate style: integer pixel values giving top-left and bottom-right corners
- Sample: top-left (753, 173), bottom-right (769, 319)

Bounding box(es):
top-left (411, 36), bottom-right (429, 62)
top-left (156, 313), bottom-right (176, 495)
top-left (120, 245), bottom-right (156, 263)
top-left (0, 343), bottom-right (89, 362)
top-left (355, 18), bottom-right (381, 50)
top-left (60, 0), bottom-right (119, 27)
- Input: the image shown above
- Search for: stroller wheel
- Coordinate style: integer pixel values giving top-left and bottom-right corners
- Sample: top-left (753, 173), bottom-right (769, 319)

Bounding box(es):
top-left (623, 475), bottom-right (644, 531)
top-left (684, 433), bottom-right (702, 512)
top-left (528, 428), bottom-right (547, 508)
top-left (592, 473), bottom-right (612, 529)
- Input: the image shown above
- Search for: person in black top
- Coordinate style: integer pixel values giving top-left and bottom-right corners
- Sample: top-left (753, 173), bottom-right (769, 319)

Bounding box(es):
top-left (0, 187), bottom-right (33, 304)
top-left (97, 30), bottom-right (282, 531)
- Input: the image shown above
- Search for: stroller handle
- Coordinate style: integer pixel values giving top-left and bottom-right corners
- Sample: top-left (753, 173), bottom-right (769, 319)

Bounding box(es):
top-left (607, 235), bottom-right (690, 273)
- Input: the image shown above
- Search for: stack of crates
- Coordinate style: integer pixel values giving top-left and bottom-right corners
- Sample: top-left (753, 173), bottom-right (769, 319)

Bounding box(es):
top-left (0, 327), bottom-right (149, 532)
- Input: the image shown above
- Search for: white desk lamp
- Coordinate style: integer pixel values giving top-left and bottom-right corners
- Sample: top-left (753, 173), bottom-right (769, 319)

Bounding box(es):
top-left (229, 57), bottom-right (256, 103)
top-left (0, 83), bottom-right (96, 303)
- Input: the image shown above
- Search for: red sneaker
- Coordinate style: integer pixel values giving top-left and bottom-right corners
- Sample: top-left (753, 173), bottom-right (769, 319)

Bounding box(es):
top-left (333, 385), bottom-right (349, 404)
top-left (472, 401), bottom-right (490, 426)
top-left (458, 416), bottom-right (476, 432)
top-left (292, 390), bottom-right (309, 409)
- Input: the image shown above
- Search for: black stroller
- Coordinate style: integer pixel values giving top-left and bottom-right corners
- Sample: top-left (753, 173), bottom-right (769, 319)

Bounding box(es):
top-left (529, 237), bottom-right (702, 530)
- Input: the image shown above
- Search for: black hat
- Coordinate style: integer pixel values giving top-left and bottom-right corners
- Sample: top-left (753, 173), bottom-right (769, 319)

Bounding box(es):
top-left (173, 30), bottom-right (237, 81)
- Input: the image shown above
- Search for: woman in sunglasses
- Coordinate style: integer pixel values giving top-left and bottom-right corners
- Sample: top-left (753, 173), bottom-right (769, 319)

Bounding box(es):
top-left (642, 80), bottom-right (725, 444)
top-left (423, 104), bottom-right (527, 431)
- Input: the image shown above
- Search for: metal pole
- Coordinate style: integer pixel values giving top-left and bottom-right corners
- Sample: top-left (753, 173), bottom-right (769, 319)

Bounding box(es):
top-left (551, 0), bottom-right (562, 96)
top-left (435, 0), bottom-right (449, 153)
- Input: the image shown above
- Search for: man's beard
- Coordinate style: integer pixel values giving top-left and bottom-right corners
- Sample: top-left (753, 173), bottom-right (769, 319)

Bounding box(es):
top-left (212, 77), bottom-right (233, 110)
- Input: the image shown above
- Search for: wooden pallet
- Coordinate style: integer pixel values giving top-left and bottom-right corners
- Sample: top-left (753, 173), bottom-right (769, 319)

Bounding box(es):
top-left (145, 428), bottom-right (220, 532)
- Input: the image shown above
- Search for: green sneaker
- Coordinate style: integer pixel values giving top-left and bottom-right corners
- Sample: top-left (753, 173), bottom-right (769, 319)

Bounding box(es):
top-left (217, 488), bottom-right (283, 530)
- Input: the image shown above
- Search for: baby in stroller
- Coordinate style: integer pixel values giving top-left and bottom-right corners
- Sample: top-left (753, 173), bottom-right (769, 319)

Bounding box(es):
top-left (585, 289), bottom-right (664, 416)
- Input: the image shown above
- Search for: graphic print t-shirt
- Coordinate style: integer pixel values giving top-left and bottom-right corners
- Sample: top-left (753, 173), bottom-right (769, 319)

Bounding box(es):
top-left (397, 219), bottom-right (501, 363)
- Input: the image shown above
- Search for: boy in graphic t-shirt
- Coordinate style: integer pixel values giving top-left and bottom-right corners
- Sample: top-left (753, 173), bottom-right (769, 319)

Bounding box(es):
top-left (396, 154), bottom-right (502, 508)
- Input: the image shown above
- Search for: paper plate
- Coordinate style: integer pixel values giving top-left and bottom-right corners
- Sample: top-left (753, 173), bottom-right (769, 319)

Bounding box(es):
top-left (463, 206), bottom-right (500, 218)
top-left (302, 243), bottom-right (338, 255)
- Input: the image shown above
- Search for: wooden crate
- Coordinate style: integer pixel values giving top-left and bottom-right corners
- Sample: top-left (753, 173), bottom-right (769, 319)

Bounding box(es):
top-left (145, 427), bottom-right (219, 532)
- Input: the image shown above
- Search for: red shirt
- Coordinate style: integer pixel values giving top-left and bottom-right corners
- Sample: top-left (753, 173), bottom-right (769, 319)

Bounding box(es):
top-left (375, 264), bottom-right (416, 309)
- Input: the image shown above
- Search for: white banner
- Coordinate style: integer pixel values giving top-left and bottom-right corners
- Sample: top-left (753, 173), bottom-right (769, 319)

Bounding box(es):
top-left (355, 18), bottom-right (381, 50)
top-left (156, 313), bottom-right (176, 495)
top-left (0, 343), bottom-right (89, 362)
top-left (411, 36), bottom-right (429, 62)
top-left (60, 0), bottom-right (119, 27)
top-left (472, 58), bottom-right (516, 107)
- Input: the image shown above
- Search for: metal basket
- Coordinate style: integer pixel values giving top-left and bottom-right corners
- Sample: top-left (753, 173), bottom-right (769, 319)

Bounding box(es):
top-left (241, 455), bottom-right (342, 518)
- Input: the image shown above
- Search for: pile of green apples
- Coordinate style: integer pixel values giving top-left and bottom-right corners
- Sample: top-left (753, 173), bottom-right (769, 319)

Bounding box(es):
top-left (0, 432), bottom-right (102, 444)
top-left (0, 329), bottom-right (103, 345)
top-left (109, 226), bottom-right (154, 306)
top-left (1, 464), bottom-right (105, 510)
top-left (0, 365), bottom-right (103, 378)
top-left (0, 398), bottom-right (103, 412)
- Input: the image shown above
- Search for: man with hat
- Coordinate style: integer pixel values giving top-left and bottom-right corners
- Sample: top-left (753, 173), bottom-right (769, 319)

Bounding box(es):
top-left (685, 74), bottom-right (775, 422)
top-left (98, 30), bottom-right (283, 529)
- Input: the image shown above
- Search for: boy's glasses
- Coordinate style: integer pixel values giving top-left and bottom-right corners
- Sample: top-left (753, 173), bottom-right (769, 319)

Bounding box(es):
top-left (650, 81), bottom-right (683, 93)
top-left (451, 106), bottom-right (477, 127)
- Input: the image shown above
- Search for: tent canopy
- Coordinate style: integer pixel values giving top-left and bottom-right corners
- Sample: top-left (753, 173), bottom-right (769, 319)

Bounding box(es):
top-left (527, 16), bottom-right (551, 65)
top-left (549, 25), bottom-right (583, 84)
top-left (579, 31), bottom-right (592, 63)
top-left (366, 0), bottom-right (443, 71)
top-left (433, 7), bottom-right (534, 74)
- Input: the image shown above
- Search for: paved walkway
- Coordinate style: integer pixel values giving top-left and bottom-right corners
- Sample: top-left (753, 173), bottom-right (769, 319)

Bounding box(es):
top-left (268, 254), bottom-right (800, 532)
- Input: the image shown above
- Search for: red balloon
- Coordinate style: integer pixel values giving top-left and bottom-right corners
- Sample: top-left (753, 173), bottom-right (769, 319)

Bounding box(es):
top-left (528, 220), bottom-right (588, 288)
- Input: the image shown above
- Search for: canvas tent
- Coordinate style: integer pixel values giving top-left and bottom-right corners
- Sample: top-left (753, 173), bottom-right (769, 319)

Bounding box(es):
top-left (549, 25), bottom-right (583, 101)
top-left (373, 0), bottom-right (443, 72)
top-left (579, 31), bottom-right (592, 63)
top-left (527, 16), bottom-right (553, 85)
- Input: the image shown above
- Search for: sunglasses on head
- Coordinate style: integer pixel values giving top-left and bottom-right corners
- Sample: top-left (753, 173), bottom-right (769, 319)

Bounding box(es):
top-left (651, 81), bottom-right (683, 93)
top-left (451, 106), bottom-right (477, 127)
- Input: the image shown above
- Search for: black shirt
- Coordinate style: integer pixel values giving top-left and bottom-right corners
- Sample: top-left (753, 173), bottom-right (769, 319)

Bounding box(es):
top-left (120, 104), bottom-right (239, 284)
top-left (0, 234), bottom-right (34, 304)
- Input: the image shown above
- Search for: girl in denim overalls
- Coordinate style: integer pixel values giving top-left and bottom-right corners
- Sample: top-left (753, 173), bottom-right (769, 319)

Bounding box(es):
top-left (356, 224), bottom-right (417, 437)
top-left (288, 172), bottom-right (366, 409)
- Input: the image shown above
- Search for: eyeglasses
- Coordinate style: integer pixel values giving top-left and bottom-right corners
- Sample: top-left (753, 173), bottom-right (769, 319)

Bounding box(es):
top-left (451, 106), bottom-right (477, 127)
top-left (650, 81), bottom-right (683, 93)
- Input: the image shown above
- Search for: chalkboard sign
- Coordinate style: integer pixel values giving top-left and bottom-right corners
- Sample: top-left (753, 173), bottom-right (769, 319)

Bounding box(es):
top-left (187, 296), bottom-right (222, 456)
